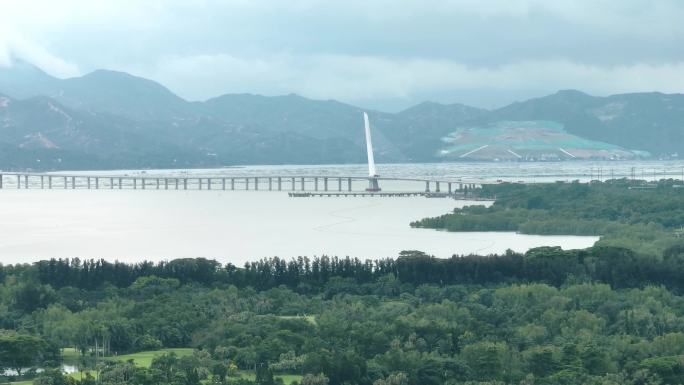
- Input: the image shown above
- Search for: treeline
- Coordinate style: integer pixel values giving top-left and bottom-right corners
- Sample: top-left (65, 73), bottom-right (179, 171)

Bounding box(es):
top-left (4, 244), bottom-right (684, 294)
top-left (6, 255), bottom-right (684, 385)
top-left (412, 179), bottom-right (684, 255)
top-left (18, 256), bottom-right (393, 291)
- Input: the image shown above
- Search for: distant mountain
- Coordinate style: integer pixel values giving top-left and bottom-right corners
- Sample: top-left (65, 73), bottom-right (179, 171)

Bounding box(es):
top-left (386, 102), bottom-right (488, 161)
top-left (0, 62), bottom-right (195, 121)
top-left (0, 61), bottom-right (59, 100)
top-left (0, 61), bottom-right (682, 170)
top-left (439, 120), bottom-right (634, 161)
top-left (54, 69), bottom-right (196, 121)
top-left (491, 90), bottom-right (684, 156)
top-left (0, 93), bottom-right (200, 169)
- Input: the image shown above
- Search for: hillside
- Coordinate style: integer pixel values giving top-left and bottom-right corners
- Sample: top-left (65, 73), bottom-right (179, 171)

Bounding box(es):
top-left (0, 61), bottom-right (682, 170)
top-left (439, 120), bottom-right (634, 161)
top-left (491, 90), bottom-right (684, 157)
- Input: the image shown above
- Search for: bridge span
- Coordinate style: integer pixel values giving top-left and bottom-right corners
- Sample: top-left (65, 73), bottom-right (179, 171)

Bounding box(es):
top-left (0, 173), bottom-right (482, 195)
top-left (0, 113), bottom-right (490, 196)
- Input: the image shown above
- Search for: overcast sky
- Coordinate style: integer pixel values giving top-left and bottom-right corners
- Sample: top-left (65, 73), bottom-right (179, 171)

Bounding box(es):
top-left (1, 0), bottom-right (683, 111)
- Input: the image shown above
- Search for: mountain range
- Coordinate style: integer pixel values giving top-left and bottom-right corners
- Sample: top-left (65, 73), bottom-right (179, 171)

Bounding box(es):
top-left (1, 60), bottom-right (682, 170)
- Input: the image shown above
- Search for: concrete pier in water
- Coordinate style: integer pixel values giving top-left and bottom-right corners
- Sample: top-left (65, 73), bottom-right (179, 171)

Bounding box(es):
top-left (0, 173), bottom-right (482, 197)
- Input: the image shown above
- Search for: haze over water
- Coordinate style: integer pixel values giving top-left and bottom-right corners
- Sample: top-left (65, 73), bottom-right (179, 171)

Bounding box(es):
top-left (52, 159), bottom-right (684, 184)
top-left (1, 162), bottom-right (655, 265)
top-left (0, 190), bottom-right (597, 265)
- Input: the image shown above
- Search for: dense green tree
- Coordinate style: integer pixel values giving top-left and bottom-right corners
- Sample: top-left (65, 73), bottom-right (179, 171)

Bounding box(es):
top-left (461, 342), bottom-right (507, 381)
top-left (33, 369), bottom-right (77, 385)
top-left (0, 330), bottom-right (55, 377)
top-left (300, 373), bottom-right (330, 385)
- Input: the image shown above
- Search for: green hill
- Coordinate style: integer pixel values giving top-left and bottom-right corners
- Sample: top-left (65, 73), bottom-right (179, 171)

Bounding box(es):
top-left (1, 61), bottom-right (682, 169)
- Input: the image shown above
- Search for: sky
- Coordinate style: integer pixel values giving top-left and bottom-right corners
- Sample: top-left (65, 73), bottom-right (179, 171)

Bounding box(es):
top-left (1, 0), bottom-right (683, 112)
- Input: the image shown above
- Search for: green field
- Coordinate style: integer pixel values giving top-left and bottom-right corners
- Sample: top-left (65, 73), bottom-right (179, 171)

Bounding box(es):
top-left (276, 374), bottom-right (303, 384)
top-left (56, 348), bottom-right (301, 385)
top-left (61, 347), bottom-right (80, 364)
top-left (108, 348), bottom-right (194, 367)
top-left (236, 371), bottom-right (302, 385)
top-left (277, 315), bottom-right (317, 325)
top-left (55, 348), bottom-right (194, 382)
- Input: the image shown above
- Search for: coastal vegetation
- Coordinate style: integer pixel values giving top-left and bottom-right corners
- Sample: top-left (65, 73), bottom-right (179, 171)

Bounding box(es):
top-left (1, 245), bottom-right (684, 385)
top-left (3, 181), bottom-right (684, 385)
top-left (412, 179), bottom-right (684, 255)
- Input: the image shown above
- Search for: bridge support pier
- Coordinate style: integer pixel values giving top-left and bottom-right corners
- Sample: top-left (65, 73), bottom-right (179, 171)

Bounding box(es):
top-left (338, 178), bottom-right (342, 191)
top-left (142, 179), bottom-right (146, 190)
top-left (183, 179), bottom-right (188, 190)
top-left (25, 175), bottom-right (29, 189)
top-left (366, 177), bottom-right (381, 192)
top-left (87, 177), bottom-right (91, 189)
top-left (71, 176), bottom-right (75, 189)
top-left (291, 177), bottom-right (295, 191)
top-left (300, 177), bottom-right (305, 191)
top-left (119, 178), bottom-right (123, 189)
top-left (448, 183), bottom-right (452, 195)
top-left (278, 177), bottom-right (282, 191)
top-left (41, 176), bottom-right (44, 189)
top-left (348, 178), bottom-right (352, 191)
top-left (254, 177), bottom-right (258, 190)
top-left (435, 182), bottom-right (440, 192)
top-left (245, 177), bottom-right (249, 190)
top-left (0, 174), bottom-right (3, 189)
top-left (198, 178), bottom-right (202, 190)
top-left (111, 178), bottom-right (114, 189)
top-left (425, 181), bottom-right (430, 193)
top-left (207, 178), bottom-right (211, 190)
top-left (222, 178), bottom-right (226, 190)
top-left (165, 179), bottom-right (169, 190)
top-left (314, 177), bottom-right (319, 191)
top-left (231, 178), bottom-right (235, 190)
top-left (174, 178), bottom-right (179, 190)
top-left (156, 179), bottom-right (160, 190)
top-left (49, 176), bottom-right (52, 189)
top-left (17, 175), bottom-right (20, 189)
top-left (63, 176), bottom-right (67, 189)
top-left (324, 177), bottom-right (328, 191)
top-left (268, 178), bottom-right (272, 191)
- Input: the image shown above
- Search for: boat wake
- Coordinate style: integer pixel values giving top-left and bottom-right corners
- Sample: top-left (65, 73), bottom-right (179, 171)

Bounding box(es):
top-left (312, 200), bottom-right (382, 234)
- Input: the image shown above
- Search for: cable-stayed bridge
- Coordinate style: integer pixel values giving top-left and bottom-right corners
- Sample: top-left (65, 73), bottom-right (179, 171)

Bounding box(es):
top-left (0, 113), bottom-right (483, 197)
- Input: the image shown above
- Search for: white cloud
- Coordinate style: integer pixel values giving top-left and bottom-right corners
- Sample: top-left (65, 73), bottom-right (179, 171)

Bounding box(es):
top-left (0, 26), bottom-right (79, 77)
top-left (134, 54), bottom-right (684, 106)
top-left (1, 0), bottom-right (684, 108)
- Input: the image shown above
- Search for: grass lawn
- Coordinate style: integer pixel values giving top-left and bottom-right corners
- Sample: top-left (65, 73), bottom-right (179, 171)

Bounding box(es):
top-left (56, 348), bottom-right (301, 385)
top-left (61, 347), bottom-right (80, 364)
top-left (277, 315), bottom-right (317, 325)
top-left (234, 371), bottom-right (302, 385)
top-left (67, 371), bottom-right (97, 382)
top-left (109, 348), bottom-right (194, 367)
top-left (277, 374), bottom-right (303, 384)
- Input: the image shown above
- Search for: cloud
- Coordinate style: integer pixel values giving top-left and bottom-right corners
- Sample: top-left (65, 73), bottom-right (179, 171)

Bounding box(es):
top-left (0, 27), bottom-right (80, 77)
top-left (134, 53), bottom-right (684, 108)
top-left (1, 0), bottom-right (683, 108)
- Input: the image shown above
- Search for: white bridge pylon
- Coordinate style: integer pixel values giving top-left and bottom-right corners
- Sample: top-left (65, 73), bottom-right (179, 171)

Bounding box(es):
top-left (363, 112), bottom-right (381, 191)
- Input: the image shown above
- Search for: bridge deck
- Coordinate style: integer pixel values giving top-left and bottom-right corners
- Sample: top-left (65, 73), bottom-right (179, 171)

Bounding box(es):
top-left (0, 172), bottom-right (483, 193)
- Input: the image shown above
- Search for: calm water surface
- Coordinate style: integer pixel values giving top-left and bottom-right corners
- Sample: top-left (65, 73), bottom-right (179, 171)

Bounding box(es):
top-left (0, 177), bottom-right (598, 264)
top-left (55, 159), bottom-right (684, 184)
top-left (0, 190), bottom-right (597, 264)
